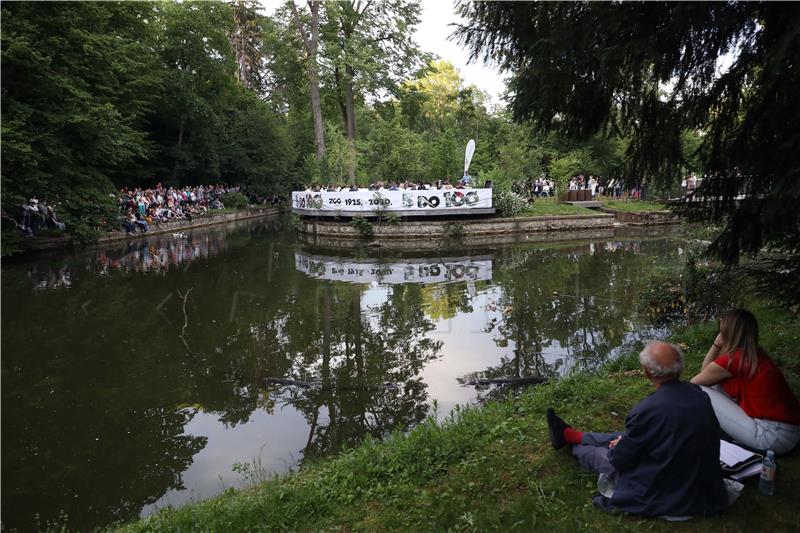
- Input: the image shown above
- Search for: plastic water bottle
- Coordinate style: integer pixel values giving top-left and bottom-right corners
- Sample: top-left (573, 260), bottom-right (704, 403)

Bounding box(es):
top-left (759, 450), bottom-right (777, 496)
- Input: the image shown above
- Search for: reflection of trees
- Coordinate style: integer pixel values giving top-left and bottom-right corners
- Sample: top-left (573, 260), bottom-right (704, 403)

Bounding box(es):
top-left (1, 226), bottom-right (677, 530)
top-left (1, 280), bottom-right (208, 531)
top-left (277, 283), bottom-right (442, 463)
top-left (463, 240), bottom-right (674, 399)
top-left (1, 220), bottom-right (282, 531)
top-left (165, 257), bottom-right (443, 464)
top-left (421, 282), bottom-right (473, 321)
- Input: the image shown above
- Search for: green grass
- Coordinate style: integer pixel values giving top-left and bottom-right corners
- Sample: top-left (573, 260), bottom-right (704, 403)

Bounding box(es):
top-left (602, 200), bottom-right (669, 212)
top-left (520, 198), bottom-right (597, 216)
top-left (110, 300), bottom-right (800, 533)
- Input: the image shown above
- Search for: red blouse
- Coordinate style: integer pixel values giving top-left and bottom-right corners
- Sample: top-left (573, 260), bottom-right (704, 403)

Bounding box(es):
top-left (713, 348), bottom-right (800, 425)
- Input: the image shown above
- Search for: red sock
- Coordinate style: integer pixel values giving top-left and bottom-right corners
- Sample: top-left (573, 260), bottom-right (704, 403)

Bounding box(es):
top-left (563, 427), bottom-right (584, 445)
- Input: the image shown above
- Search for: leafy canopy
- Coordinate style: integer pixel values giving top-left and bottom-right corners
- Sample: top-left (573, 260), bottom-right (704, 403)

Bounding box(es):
top-left (456, 1), bottom-right (800, 271)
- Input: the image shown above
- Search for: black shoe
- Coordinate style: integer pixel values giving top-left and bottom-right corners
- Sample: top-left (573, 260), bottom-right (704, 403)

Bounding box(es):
top-left (547, 407), bottom-right (570, 450)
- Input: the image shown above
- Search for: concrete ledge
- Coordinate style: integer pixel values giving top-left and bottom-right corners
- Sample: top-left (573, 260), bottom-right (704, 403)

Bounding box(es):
top-left (296, 213), bottom-right (616, 241)
top-left (597, 207), bottom-right (678, 225)
top-left (26, 206), bottom-right (281, 251)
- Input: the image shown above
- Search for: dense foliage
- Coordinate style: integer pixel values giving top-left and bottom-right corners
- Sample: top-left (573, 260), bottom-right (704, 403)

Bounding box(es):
top-left (2, 0), bottom-right (643, 251)
top-left (456, 1), bottom-right (800, 298)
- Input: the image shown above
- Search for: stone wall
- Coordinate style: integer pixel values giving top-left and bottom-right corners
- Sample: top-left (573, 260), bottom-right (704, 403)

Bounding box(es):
top-left (26, 206), bottom-right (281, 251)
top-left (598, 207), bottom-right (677, 225)
top-left (297, 213), bottom-right (616, 241)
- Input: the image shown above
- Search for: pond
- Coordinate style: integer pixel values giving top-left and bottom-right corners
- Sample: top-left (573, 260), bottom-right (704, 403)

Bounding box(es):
top-left (1, 217), bottom-right (684, 531)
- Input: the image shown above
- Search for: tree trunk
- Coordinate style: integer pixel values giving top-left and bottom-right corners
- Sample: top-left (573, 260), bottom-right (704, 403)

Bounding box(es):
top-left (344, 63), bottom-right (356, 180)
top-left (335, 66), bottom-right (348, 130)
top-left (171, 117), bottom-right (185, 181)
top-left (291, 1), bottom-right (326, 160)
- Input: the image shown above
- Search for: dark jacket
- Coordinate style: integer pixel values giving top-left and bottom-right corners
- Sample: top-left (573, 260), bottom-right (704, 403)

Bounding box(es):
top-left (607, 380), bottom-right (728, 517)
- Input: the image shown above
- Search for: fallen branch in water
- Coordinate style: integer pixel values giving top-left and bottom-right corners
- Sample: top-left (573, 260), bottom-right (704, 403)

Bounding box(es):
top-left (465, 376), bottom-right (546, 387)
top-left (177, 288), bottom-right (194, 354)
top-left (264, 378), bottom-right (399, 391)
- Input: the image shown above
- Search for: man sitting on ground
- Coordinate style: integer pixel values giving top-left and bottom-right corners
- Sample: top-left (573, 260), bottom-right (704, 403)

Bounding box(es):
top-left (547, 341), bottom-right (728, 518)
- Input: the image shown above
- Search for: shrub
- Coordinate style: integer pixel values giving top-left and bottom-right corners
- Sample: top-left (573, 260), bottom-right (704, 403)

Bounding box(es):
top-left (351, 216), bottom-right (373, 239)
top-left (444, 222), bottom-right (465, 240)
top-left (384, 212), bottom-right (401, 226)
top-left (220, 191), bottom-right (249, 210)
top-left (636, 257), bottom-right (741, 325)
top-left (494, 190), bottom-right (528, 218)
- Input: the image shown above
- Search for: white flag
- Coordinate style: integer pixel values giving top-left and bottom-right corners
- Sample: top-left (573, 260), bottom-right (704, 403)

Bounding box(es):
top-left (464, 139), bottom-right (475, 173)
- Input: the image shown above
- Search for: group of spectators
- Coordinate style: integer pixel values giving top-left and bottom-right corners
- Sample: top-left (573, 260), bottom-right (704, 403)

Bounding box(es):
top-left (304, 173), bottom-right (480, 193)
top-left (517, 178), bottom-right (555, 198)
top-left (7, 197), bottom-right (66, 237)
top-left (568, 174), bottom-right (644, 199)
top-left (118, 184), bottom-right (240, 235)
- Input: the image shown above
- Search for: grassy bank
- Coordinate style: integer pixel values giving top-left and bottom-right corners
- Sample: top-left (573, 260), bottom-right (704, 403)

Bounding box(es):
top-left (521, 199), bottom-right (597, 216)
top-left (602, 200), bottom-right (669, 212)
top-left (112, 300), bottom-right (799, 532)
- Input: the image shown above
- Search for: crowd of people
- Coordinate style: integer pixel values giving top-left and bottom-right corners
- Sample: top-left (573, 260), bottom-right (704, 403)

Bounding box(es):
top-left (117, 184), bottom-right (241, 235)
top-left (304, 173), bottom-right (480, 193)
top-left (514, 178), bottom-right (555, 198)
top-left (6, 197), bottom-right (66, 237)
top-left (567, 174), bottom-right (643, 199)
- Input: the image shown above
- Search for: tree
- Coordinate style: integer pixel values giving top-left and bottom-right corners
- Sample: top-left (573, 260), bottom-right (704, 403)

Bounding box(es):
top-left (406, 59), bottom-right (462, 131)
top-left (154, 0), bottom-right (239, 183)
top-left (456, 1), bottom-right (800, 283)
top-left (322, 0), bottom-right (424, 179)
top-left (230, 0), bottom-right (264, 91)
top-left (2, 0), bottom-right (293, 252)
top-left (1, 1), bottom-right (162, 241)
top-left (289, 0), bottom-right (326, 160)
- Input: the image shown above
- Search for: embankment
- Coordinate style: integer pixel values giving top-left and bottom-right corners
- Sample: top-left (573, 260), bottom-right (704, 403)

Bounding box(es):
top-left (598, 207), bottom-right (677, 226)
top-left (297, 213), bottom-right (615, 240)
top-left (25, 206), bottom-right (281, 252)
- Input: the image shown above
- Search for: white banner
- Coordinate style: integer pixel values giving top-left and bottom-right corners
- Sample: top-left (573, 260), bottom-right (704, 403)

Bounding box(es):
top-left (291, 188), bottom-right (492, 214)
top-left (295, 252), bottom-right (492, 285)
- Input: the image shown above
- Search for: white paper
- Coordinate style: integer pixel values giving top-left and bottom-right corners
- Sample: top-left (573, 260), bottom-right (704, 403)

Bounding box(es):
top-left (720, 439), bottom-right (757, 467)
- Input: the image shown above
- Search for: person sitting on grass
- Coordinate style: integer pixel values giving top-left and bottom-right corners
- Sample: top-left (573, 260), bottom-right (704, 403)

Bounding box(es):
top-left (547, 341), bottom-right (728, 518)
top-left (690, 309), bottom-right (800, 454)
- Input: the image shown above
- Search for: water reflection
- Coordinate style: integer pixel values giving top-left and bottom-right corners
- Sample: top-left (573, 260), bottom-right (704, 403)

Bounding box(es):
top-left (1, 222), bottom-right (681, 531)
top-left (19, 218), bottom-right (278, 291)
top-left (295, 251), bottom-right (492, 285)
top-left (458, 239), bottom-right (658, 401)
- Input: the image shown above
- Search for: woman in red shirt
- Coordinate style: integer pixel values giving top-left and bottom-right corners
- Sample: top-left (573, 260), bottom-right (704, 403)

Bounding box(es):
top-left (691, 309), bottom-right (800, 454)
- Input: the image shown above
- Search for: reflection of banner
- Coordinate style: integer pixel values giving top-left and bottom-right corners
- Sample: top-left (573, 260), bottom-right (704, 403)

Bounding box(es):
top-left (291, 189), bottom-right (493, 216)
top-left (295, 252), bottom-right (492, 284)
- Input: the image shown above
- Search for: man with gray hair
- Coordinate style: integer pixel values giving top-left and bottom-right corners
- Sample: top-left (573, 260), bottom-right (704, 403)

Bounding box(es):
top-left (546, 341), bottom-right (728, 517)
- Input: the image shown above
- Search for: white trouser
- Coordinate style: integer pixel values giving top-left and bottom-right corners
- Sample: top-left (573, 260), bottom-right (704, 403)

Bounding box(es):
top-left (700, 385), bottom-right (800, 454)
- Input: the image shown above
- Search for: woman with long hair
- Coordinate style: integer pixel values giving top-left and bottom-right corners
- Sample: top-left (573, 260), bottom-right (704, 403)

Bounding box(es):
top-left (691, 309), bottom-right (800, 453)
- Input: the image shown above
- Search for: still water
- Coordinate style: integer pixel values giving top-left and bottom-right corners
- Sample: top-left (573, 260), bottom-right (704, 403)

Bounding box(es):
top-left (2, 218), bottom-right (683, 530)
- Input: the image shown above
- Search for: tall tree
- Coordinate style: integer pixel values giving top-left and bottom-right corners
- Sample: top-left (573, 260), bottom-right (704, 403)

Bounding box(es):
top-left (456, 1), bottom-right (800, 289)
top-left (289, 0), bottom-right (326, 160)
top-left (229, 0), bottom-right (263, 91)
top-left (322, 0), bottom-right (423, 179)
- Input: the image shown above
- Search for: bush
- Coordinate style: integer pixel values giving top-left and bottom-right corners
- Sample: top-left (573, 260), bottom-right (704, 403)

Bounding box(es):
top-left (219, 192), bottom-right (249, 210)
top-left (494, 190), bottom-right (528, 218)
top-left (636, 257), bottom-right (741, 325)
top-left (383, 212), bottom-right (401, 226)
top-left (351, 216), bottom-right (373, 239)
top-left (444, 222), bottom-right (465, 240)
